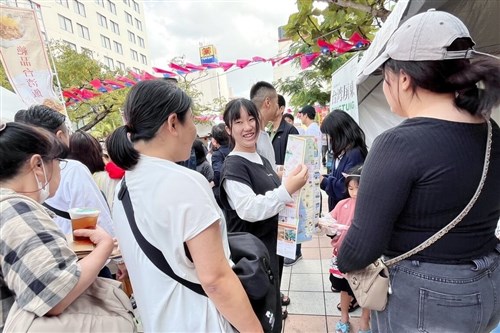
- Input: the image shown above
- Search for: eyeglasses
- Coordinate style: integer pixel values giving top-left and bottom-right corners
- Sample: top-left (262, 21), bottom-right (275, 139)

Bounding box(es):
top-left (56, 158), bottom-right (68, 170)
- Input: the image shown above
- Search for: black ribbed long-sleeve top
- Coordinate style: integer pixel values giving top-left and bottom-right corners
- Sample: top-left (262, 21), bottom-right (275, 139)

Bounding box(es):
top-left (338, 118), bottom-right (500, 272)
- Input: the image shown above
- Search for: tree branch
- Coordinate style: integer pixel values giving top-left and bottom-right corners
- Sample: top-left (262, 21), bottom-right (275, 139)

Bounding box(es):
top-left (297, 30), bottom-right (312, 47)
top-left (79, 106), bottom-right (113, 131)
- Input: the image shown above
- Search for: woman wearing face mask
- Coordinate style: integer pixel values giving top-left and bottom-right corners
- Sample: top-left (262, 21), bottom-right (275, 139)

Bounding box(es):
top-left (0, 121), bottom-right (114, 330)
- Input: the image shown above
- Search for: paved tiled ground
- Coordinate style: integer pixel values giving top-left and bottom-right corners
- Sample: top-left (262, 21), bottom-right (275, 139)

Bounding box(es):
top-left (281, 234), bottom-right (362, 333)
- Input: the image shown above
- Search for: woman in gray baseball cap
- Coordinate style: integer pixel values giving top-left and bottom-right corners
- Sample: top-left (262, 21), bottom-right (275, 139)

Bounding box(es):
top-left (337, 10), bottom-right (500, 333)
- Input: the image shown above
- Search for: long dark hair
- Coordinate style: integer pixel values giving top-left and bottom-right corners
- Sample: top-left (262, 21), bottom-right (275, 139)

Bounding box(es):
top-left (192, 139), bottom-right (207, 166)
top-left (320, 110), bottom-right (368, 159)
top-left (0, 122), bottom-right (67, 181)
top-left (223, 98), bottom-right (261, 147)
top-left (106, 80), bottom-right (192, 170)
top-left (383, 38), bottom-right (500, 118)
top-left (68, 130), bottom-right (105, 174)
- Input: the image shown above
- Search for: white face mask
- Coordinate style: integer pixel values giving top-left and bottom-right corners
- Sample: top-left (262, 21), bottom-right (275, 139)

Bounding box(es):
top-left (33, 160), bottom-right (50, 203)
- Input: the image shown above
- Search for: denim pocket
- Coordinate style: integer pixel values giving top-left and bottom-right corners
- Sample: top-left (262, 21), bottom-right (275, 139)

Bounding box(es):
top-left (418, 288), bottom-right (481, 333)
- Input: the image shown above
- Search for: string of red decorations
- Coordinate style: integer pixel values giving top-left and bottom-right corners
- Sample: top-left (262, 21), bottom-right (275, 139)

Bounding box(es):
top-left (62, 32), bottom-right (370, 106)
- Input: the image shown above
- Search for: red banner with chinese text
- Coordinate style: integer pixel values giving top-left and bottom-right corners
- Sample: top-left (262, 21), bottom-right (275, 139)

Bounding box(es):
top-left (0, 6), bottom-right (64, 113)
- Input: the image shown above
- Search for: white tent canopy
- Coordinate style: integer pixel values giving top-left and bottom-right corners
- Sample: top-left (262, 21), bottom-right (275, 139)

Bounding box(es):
top-left (357, 0), bottom-right (500, 147)
top-left (0, 86), bottom-right (26, 121)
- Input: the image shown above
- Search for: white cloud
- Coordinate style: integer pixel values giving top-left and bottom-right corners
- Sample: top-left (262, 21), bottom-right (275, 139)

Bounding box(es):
top-left (143, 0), bottom-right (298, 97)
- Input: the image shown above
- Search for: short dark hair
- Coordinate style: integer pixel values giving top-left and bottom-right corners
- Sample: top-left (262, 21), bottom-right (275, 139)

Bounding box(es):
top-left (107, 80), bottom-right (193, 170)
top-left (299, 105), bottom-right (316, 120)
top-left (320, 110), bottom-right (368, 159)
top-left (278, 94), bottom-right (286, 108)
top-left (223, 98), bottom-right (261, 147)
top-left (15, 104), bottom-right (67, 134)
top-left (68, 130), bottom-right (105, 174)
top-left (283, 113), bottom-right (294, 122)
top-left (249, 81), bottom-right (276, 109)
top-left (211, 123), bottom-right (229, 146)
top-left (0, 122), bottom-right (67, 181)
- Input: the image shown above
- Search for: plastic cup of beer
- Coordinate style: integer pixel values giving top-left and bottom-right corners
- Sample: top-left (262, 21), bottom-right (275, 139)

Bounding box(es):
top-left (68, 208), bottom-right (99, 244)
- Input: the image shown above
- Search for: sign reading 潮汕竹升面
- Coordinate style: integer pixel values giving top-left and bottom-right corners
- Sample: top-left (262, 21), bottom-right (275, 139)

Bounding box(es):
top-left (330, 53), bottom-right (359, 123)
top-left (277, 135), bottom-right (321, 259)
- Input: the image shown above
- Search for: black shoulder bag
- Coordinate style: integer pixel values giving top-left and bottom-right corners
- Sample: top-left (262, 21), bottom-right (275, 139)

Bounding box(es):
top-left (117, 180), bottom-right (277, 332)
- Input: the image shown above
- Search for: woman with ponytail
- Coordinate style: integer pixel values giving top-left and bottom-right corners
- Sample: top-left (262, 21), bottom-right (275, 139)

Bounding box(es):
top-left (337, 11), bottom-right (500, 332)
top-left (107, 80), bottom-right (261, 332)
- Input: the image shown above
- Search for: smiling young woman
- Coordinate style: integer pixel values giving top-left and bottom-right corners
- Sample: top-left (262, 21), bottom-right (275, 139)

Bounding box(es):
top-left (219, 98), bottom-right (309, 333)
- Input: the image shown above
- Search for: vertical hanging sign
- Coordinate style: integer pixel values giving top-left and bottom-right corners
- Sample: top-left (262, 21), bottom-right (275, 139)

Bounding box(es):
top-left (0, 5), bottom-right (63, 112)
top-left (330, 53), bottom-right (359, 123)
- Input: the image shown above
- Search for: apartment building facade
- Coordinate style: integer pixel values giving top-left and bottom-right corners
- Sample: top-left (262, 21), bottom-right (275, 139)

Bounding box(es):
top-left (1, 0), bottom-right (151, 72)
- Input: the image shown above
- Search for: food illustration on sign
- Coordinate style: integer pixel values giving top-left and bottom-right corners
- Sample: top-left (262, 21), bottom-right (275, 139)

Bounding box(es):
top-left (0, 15), bottom-right (24, 48)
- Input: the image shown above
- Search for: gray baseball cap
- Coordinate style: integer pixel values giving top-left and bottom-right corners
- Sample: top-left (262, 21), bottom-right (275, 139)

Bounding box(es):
top-left (363, 10), bottom-right (476, 76)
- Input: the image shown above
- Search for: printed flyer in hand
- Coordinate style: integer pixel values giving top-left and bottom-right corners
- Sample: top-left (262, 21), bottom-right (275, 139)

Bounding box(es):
top-left (277, 135), bottom-right (321, 259)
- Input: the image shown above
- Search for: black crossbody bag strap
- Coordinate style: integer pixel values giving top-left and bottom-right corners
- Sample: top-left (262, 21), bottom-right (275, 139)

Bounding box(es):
top-left (117, 179), bottom-right (206, 296)
top-left (42, 202), bottom-right (71, 220)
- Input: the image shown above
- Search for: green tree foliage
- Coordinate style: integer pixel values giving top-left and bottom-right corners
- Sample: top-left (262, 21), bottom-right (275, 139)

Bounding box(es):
top-left (275, 0), bottom-right (390, 109)
top-left (0, 64), bottom-right (13, 91)
top-left (50, 42), bottom-right (127, 139)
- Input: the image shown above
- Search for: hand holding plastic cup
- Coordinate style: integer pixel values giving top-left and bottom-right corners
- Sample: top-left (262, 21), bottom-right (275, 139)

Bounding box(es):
top-left (68, 208), bottom-right (99, 244)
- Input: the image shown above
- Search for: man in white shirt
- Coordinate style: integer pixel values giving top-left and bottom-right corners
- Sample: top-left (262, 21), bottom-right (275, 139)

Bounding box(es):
top-left (249, 81), bottom-right (279, 172)
top-left (298, 105), bottom-right (322, 147)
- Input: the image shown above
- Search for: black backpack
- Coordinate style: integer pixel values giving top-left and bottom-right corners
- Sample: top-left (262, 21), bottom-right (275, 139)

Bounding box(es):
top-left (118, 180), bottom-right (277, 332)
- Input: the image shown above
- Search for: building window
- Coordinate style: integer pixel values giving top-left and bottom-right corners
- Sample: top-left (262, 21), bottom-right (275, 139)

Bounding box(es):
top-left (135, 18), bottom-right (142, 31)
top-left (132, 0), bottom-right (140, 13)
top-left (138, 36), bottom-right (144, 48)
top-left (56, 0), bottom-right (69, 8)
top-left (117, 61), bottom-right (126, 71)
top-left (73, 0), bottom-right (86, 16)
top-left (97, 13), bottom-right (108, 29)
top-left (64, 40), bottom-right (77, 51)
top-left (107, 0), bottom-right (116, 14)
top-left (133, 67), bottom-right (140, 73)
top-left (103, 56), bottom-right (114, 70)
top-left (130, 49), bottom-right (138, 61)
top-left (123, 0), bottom-right (130, 5)
top-left (113, 41), bottom-right (123, 54)
top-left (125, 11), bottom-right (133, 25)
top-left (101, 35), bottom-right (111, 49)
top-left (95, 0), bottom-right (104, 7)
top-left (127, 30), bottom-right (135, 44)
top-left (58, 15), bottom-right (73, 33)
top-left (77, 23), bottom-right (90, 40)
top-left (140, 54), bottom-right (147, 65)
top-left (110, 20), bottom-right (120, 34)
top-left (82, 47), bottom-right (93, 57)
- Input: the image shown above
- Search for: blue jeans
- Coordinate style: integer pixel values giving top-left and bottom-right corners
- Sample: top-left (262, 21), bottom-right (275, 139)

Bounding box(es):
top-left (372, 244), bottom-right (500, 333)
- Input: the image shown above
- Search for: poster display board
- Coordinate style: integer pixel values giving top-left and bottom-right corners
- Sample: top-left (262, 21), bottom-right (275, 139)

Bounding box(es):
top-left (277, 135), bottom-right (321, 259)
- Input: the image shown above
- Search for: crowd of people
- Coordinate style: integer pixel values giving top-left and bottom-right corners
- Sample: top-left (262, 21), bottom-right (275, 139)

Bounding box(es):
top-left (1, 10), bottom-right (499, 333)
